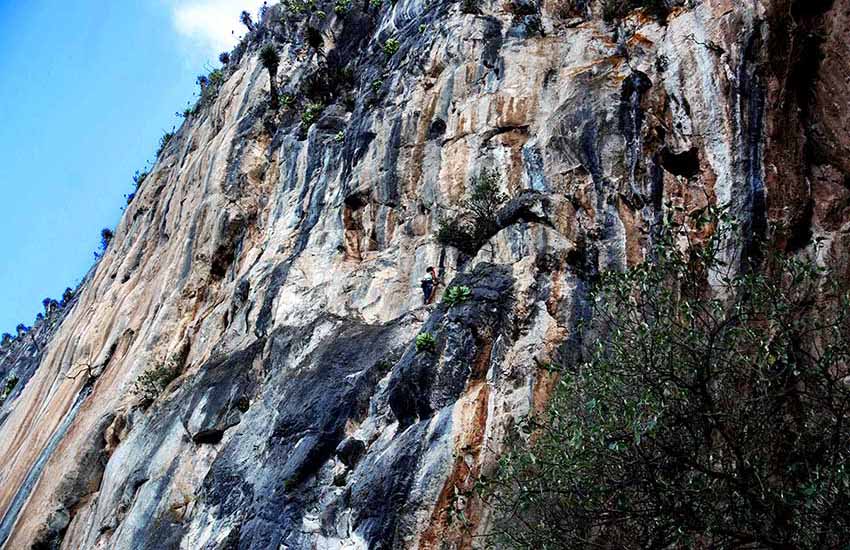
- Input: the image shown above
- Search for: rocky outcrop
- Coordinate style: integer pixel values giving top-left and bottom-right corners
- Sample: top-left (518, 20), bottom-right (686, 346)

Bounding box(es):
top-left (1, 0), bottom-right (849, 548)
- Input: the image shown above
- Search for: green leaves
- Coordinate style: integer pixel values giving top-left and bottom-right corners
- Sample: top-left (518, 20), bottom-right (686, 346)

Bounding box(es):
top-left (259, 44), bottom-right (280, 72)
top-left (300, 102), bottom-right (324, 126)
top-left (443, 285), bottom-right (471, 307)
top-left (133, 363), bottom-right (178, 405)
top-left (483, 204), bottom-right (850, 548)
top-left (436, 169), bottom-right (507, 256)
top-left (382, 37), bottom-right (400, 56)
top-left (415, 332), bottom-right (436, 353)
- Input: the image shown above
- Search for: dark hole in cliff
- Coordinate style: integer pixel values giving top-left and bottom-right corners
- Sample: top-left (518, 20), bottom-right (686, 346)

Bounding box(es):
top-left (193, 429), bottom-right (225, 445)
top-left (791, 0), bottom-right (833, 17)
top-left (428, 118), bottom-right (447, 139)
top-left (210, 215), bottom-right (248, 280)
top-left (785, 197), bottom-right (814, 253)
top-left (660, 147), bottom-right (701, 178)
top-left (343, 190), bottom-right (370, 210)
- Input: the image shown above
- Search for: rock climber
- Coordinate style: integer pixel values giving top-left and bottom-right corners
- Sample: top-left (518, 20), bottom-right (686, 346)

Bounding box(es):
top-left (420, 266), bottom-right (442, 304)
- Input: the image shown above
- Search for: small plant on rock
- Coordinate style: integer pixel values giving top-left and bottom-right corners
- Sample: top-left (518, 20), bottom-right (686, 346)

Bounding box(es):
top-left (133, 363), bottom-right (179, 405)
top-left (133, 168), bottom-right (149, 189)
top-left (443, 285), bottom-right (471, 306)
top-left (100, 228), bottom-right (114, 252)
top-left (301, 102), bottom-right (325, 126)
top-left (259, 44), bottom-right (282, 109)
top-left (156, 129), bottom-right (175, 157)
top-left (281, 93), bottom-right (296, 108)
top-left (0, 375), bottom-right (19, 405)
top-left (382, 37), bottom-right (400, 56)
top-left (334, 0), bottom-right (352, 14)
top-left (415, 332), bottom-right (436, 353)
top-left (218, 51), bottom-right (230, 65)
top-left (436, 168), bottom-right (507, 256)
top-left (61, 287), bottom-right (74, 306)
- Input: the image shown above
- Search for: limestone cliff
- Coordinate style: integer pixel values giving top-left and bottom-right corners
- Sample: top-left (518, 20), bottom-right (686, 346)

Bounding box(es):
top-left (1, 0), bottom-right (848, 548)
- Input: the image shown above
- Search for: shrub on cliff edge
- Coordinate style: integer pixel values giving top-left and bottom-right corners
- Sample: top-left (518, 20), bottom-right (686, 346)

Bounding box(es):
top-left (436, 169), bottom-right (507, 257)
top-left (133, 363), bottom-right (179, 405)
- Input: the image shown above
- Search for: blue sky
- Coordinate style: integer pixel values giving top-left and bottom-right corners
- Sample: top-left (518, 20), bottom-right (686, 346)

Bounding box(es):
top-left (0, 0), bottom-right (264, 336)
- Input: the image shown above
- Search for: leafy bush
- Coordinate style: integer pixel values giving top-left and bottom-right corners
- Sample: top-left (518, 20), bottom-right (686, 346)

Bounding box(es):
top-left (281, 93), bottom-right (296, 108)
top-left (133, 363), bottom-right (179, 405)
top-left (42, 298), bottom-right (59, 315)
top-left (334, 131), bottom-right (345, 142)
top-left (382, 37), bottom-right (400, 56)
top-left (415, 332), bottom-right (436, 353)
top-left (194, 67), bottom-right (227, 111)
top-left (208, 69), bottom-right (225, 87)
top-left (0, 375), bottom-right (19, 405)
top-left (484, 206), bottom-right (850, 548)
top-left (284, 0), bottom-right (317, 14)
top-left (443, 285), bottom-right (471, 306)
top-left (61, 287), bottom-right (74, 306)
top-left (370, 0), bottom-right (383, 8)
top-left (436, 169), bottom-right (507, 256)
top-left (156, 129), bottom-right (175, 157)
top-left (126, 168), bottom-right (149, 204)
top-left (334, 0), bottom-right (352, 14)
top-left (133, 168), bottom-right (149, 189)
top-left (301, 102), bottom-right (324, 126)
top-left (218, 52), bottom-right (230, 65)
top-left (100, 228), bottom-right (114, 251)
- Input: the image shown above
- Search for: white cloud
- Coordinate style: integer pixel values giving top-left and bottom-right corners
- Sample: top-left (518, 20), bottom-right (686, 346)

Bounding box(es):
top-left (171, 0), bottom-right (267, 55)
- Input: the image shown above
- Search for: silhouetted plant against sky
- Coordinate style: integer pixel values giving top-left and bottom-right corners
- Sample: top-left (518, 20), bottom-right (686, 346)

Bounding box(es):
top-left (100, 228), bottom-right (113, 252)
top-left (240, 10), bottom-right (255, 31)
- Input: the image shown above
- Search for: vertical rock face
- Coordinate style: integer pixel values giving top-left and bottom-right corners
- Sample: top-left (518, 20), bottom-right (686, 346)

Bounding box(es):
top-left (0, 0), bottom-right (848, 548)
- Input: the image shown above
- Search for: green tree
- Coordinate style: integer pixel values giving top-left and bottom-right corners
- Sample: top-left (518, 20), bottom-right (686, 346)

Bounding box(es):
top-left (437, 169), bottom-right (507, 257)
top-left (485, 206), bottom-right (850, 548)
top-left (259, 44), bottom-right (281, 110)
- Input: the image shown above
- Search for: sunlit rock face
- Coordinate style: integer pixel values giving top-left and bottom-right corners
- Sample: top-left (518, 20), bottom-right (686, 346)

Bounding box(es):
top-left (1, 0), bottom-right (847, 548)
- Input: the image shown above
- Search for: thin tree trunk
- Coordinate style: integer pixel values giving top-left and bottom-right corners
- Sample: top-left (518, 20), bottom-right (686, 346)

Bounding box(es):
top-left (268, 69), bottom-right (279, 109)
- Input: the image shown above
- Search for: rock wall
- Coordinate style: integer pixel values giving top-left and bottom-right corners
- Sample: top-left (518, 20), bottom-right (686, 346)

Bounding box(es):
top-left (1, 0), bottom-right (848, 548)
